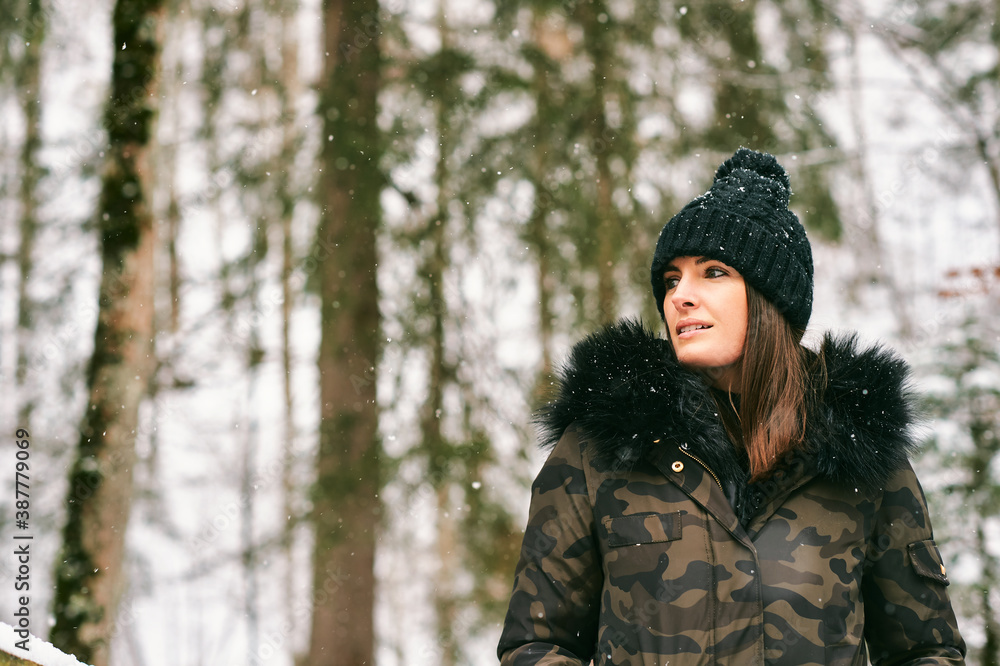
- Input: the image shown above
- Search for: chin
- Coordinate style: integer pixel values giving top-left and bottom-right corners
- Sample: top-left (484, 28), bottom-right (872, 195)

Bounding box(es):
top-left (676, 350), bottom-right (731, 368)
top-left (676, 351), bottom-right (740, 377)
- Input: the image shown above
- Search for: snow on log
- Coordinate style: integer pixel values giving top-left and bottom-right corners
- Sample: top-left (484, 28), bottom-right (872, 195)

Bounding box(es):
top-left (0, 623), bottom-right (90, 666)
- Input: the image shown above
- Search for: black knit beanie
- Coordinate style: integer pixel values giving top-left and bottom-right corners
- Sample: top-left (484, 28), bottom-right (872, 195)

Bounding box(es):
top-left (650, 148), bottom-right (814, 331)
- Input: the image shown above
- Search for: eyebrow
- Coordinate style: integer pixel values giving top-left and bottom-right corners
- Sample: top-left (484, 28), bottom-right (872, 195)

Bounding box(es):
top-left (662, 256), bottom-right (713, 273)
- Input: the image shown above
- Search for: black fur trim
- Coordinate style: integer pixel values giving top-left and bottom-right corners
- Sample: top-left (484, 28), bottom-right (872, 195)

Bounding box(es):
top-left (536, 318), bottom-right (919, 500)
top-left (804, 332), bottom-right (920, 490)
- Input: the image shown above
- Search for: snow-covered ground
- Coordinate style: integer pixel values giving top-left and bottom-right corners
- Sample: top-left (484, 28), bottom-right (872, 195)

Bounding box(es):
top-left (0, 622), bottom-right (89, 666)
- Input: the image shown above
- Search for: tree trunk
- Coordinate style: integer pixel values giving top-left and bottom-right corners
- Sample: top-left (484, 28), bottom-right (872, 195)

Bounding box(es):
top-left (977, 523), bottom-right (1000, 666)
top-left (241, 352), bottom-right (261, 658)
top-left (427, 27), bottom-right (456, 658)
top-left (578, 0), bottom-right (618, 324)
top-left (528, 10), bottom-right (560, 392)
top-left (307, 0), bottom-right (382, 663)
top-left (277, 0), bottom-right (301, 638)
top-left (434, 487), bottom-right (459, 666)
top-left (49, 1), bottom-right (163, 664)
top-left (843, 21), bottom-right (914, 338)
top-left (14, 0), bottom-right (44, 428)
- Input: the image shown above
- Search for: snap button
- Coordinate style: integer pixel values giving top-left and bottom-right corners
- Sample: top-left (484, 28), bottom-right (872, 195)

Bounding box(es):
top-left (671, 461), bottom-right (684, 473)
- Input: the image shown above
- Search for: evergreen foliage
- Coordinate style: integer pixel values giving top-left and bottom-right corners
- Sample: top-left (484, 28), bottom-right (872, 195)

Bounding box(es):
top-left (922, 267), bottom-right (1000, 666)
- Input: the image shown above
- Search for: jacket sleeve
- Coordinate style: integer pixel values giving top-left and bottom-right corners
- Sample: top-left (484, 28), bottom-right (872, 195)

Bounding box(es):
top-left (497, 426), bottom-right (603, 665)
top-left (862, 462), bottom-right (966, 665)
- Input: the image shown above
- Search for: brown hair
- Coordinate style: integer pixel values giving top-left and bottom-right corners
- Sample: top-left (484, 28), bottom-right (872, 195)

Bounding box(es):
top-left (715, 285), bottom-right (823, 480)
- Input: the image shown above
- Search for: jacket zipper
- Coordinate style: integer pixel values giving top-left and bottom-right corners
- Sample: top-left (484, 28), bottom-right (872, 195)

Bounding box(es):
top-left (680, 448), bottom-right (723, 490)
top-left (679, 446), bottom-right (753, 550)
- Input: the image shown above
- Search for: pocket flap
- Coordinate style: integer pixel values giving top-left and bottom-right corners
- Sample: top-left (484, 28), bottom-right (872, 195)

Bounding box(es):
top-left (603, 511), bottom-right (682, 548)
top-left (908, 539), bottom-right (950, 586)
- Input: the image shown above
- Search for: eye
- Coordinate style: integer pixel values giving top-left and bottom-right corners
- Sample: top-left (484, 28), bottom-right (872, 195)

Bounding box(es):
top-left (663, 275), bottom-right (680, 291)
top-left (705, 266), bottom-right (728, 278)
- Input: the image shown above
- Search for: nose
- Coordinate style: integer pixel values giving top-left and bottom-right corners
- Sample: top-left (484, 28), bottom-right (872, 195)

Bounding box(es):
top-left (669, 276), bottom-right (697, 312)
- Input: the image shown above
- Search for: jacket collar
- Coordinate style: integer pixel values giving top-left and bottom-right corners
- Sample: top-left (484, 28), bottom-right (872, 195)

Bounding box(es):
top-left (536, 318), bottom-right (919, 499)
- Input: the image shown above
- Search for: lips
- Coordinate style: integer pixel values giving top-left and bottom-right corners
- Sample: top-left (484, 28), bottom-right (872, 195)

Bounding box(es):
top-left (676, 320), bottom-right (713, 338)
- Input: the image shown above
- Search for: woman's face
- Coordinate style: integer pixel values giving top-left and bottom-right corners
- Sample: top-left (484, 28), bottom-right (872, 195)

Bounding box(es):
top-left (661, 255), bottom-right (748, 390)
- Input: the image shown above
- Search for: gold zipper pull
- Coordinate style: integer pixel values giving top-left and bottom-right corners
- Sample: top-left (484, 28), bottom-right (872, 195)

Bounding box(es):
top-left (679, 447), bottom-right (723, 490)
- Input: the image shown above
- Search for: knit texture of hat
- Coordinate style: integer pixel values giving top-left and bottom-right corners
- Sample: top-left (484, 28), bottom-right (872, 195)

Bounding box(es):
top-left (650, 148), bottom-right (814, 331)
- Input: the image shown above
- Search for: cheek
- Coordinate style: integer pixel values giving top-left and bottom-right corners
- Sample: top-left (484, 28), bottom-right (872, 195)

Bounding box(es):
top-left (731, 327), bottom-right (747, 359)
top-left (663, 301), bottom-right (677, 331)
top-left (665, 323), bottom-right (678, 350)
top-left (732, 299), bottom-right (748, 350)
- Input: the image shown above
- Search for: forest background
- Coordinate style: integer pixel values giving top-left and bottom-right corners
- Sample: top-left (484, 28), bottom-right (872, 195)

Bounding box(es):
top-left (0, 0), bottom-right (998, 665)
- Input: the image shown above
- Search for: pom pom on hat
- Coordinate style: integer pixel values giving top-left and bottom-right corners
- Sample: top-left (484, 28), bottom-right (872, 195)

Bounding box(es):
top-left (649, 148), bottom-right (814, 331)
top-left (714, 147), bottom-right (791, 192)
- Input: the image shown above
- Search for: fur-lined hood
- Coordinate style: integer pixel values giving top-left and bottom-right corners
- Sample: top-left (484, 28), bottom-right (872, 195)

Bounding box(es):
top-left (537, 318), bottom-right (919, 513)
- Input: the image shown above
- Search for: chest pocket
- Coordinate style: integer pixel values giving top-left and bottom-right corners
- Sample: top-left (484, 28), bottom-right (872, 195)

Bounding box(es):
top-left (603, 511), bottom-right (682, 548)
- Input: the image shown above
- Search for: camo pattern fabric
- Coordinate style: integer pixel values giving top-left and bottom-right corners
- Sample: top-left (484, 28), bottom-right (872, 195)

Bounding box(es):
top-left (497, 425), bottom-right (965, 665)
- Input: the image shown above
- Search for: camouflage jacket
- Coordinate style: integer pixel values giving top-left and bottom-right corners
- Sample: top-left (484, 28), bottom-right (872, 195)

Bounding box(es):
top-left (498, 319), bottom-right (965, 665)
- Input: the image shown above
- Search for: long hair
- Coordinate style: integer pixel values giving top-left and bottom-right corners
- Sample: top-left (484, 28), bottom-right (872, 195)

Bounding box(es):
top-left (716, 285), bottom-right (823, 480)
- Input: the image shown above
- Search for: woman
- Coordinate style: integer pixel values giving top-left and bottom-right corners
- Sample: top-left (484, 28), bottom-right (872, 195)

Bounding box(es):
top-left (497, 149), bottom-right (965, 665)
